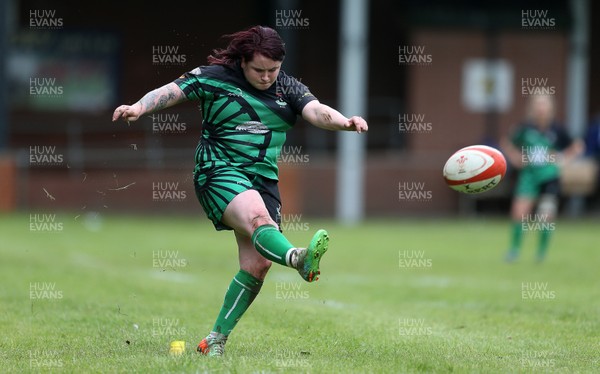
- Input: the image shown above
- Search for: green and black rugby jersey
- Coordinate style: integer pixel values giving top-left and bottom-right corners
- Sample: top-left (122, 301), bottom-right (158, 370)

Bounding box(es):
top-left (174, 63), bottom-right (317, 180)
top-left (511, 122), bottom-right (572, 182)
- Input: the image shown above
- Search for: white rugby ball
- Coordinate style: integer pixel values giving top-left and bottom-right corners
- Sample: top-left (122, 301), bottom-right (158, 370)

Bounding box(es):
top-left (443, 145), bottom-right (507, 194)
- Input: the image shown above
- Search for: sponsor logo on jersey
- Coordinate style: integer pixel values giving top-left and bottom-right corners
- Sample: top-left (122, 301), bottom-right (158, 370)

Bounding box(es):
top-left (228, 88), bottom-right (245, 98)
top-left (275, 97), bottom-right (288, 107)
top-left (235, 121), bottom-right (270, 134)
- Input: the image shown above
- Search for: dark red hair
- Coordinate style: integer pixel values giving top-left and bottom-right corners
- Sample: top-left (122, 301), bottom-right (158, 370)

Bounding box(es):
top-left (207, 26), bottom-right (286, 66)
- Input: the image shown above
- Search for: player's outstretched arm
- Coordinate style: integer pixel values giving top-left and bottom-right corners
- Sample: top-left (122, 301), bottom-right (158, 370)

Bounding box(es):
top-left (301, 100), bottom-right (368, 133)
top-left (112, 82), bottom-right (187, 123)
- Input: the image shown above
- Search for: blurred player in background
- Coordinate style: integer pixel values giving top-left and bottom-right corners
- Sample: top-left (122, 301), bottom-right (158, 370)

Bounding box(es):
top-left (112, 26), bottom-right (368, 356)
top-left (501, 94), bottom-right (583, 263)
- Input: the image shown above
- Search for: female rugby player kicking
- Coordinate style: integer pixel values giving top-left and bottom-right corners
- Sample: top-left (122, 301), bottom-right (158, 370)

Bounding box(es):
top-left (112, 25), bottom-right (368, 356)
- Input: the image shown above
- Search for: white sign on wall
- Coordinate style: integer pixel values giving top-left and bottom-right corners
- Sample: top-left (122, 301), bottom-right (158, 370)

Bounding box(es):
top-left (462, 59), bottom-right (513, 112)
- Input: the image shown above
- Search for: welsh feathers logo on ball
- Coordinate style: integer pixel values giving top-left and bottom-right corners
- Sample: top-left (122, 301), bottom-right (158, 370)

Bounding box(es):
top-left (443, 145), bottom-right (507, 194)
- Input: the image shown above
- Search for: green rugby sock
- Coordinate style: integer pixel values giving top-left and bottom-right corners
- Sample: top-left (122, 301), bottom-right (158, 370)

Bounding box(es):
top-left (212, 270), bottom-right (263, 337)
top-left (537, 228), bottom-right (552, 260)
top-left (509, 221), bottom-right (523, 255)
top-left (251, 224), bottom-right (297, 267)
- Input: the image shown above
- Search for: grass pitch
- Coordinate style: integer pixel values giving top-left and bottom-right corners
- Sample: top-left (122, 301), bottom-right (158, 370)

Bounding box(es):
top-left (1, 213), bottom-right (599, 373)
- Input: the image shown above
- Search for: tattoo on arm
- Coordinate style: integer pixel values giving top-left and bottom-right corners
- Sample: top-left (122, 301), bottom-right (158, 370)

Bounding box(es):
top-left (138, 84), bottom-right (184, 114)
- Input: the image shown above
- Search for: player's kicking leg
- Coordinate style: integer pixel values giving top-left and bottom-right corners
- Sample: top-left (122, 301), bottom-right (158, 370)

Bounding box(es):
top-left (223, 189), bottom-right (329, 282)
top-left (197, 189), bottom-right (329, 356)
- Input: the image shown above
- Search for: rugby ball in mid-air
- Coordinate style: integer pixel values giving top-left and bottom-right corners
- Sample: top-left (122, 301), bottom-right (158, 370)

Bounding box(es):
top-left (443, 145), bottom-right (507, 194)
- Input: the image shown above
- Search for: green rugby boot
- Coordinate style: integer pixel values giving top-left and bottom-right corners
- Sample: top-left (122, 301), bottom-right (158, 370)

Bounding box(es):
top-left (296, 229), bottom-right (329, 282)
